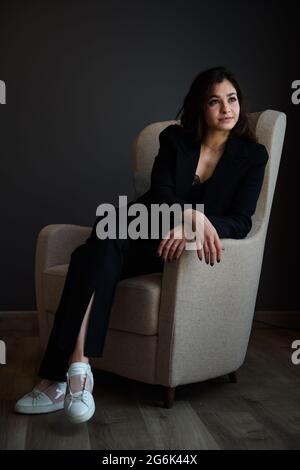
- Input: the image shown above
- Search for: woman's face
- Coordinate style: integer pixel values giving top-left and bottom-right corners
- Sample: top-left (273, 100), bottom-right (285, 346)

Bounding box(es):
top-left (203, 79), bottom-right (240, 133)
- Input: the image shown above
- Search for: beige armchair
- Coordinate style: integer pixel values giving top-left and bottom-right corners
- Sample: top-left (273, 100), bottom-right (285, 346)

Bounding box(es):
top-left (36, 110), bottom-right (286, 408)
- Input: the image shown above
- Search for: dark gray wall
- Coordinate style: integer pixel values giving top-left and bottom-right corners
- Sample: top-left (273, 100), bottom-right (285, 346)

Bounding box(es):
top-left (0, 0), bottom-right (299, 310)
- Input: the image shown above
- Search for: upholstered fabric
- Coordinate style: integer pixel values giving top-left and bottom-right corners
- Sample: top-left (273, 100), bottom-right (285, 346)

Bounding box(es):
top-left (43, 265), bottom-right (162, 336)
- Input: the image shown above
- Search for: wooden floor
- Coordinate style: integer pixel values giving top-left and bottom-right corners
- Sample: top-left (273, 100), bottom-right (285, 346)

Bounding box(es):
top-left (0, 314), bottom-right (300, 450)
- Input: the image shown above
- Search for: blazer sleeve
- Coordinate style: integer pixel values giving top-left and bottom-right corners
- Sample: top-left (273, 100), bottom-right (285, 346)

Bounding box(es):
top-left (206, 143), bottom-right (269, 239)
top-left (150, 127), bottom-right (197, 210)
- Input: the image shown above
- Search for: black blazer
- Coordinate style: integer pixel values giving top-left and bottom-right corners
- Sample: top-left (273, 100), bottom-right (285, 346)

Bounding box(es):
top-left (134, 124), bottom-right (269, 239)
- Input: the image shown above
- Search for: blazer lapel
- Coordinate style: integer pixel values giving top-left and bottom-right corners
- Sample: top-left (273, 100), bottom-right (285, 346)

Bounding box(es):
top-left (175, 138), bottom-right (200, 198)
top-left (175, 134), bottom-right (247, 199)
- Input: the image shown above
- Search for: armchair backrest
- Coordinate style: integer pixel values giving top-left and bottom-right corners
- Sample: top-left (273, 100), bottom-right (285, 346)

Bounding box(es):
top-left (132, 110), bottom-right (286, 235)
top-left (248, 110), bottom-right (286, 230)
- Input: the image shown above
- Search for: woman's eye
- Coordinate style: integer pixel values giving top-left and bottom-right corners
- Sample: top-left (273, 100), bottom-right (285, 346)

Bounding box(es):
top-left (208, 97), bottom-right (237, 106)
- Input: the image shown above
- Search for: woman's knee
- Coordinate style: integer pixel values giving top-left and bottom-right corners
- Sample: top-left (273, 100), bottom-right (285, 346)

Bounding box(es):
top-left (71, 244), bottom-right (86, 259)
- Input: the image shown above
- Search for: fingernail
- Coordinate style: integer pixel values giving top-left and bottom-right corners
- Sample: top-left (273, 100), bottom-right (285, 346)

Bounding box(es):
top-left (210, 263), bottom-right (214, 266)
top-left (217, 260), bottom-right (220, 263)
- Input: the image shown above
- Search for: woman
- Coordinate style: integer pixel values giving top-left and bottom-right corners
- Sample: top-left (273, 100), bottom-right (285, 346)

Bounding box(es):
top-left (15, 66), bottom-right (269, 423)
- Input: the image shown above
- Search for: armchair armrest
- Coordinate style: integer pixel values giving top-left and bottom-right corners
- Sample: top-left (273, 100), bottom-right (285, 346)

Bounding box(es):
top-left (155, 222), bottom-right (267, 387)
top-left (35, 224), bottom-right (92, 271)
top-left (35, 224), bottom-right (92, 345)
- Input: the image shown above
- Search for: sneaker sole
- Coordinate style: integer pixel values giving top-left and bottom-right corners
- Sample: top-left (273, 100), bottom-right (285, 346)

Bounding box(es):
top-left (14, 401), bottom-right (64, 414)
top-left (65, 400), bottom-right (95, 424)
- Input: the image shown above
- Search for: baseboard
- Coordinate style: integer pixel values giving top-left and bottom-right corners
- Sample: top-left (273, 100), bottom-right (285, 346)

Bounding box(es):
top-left (1, 310), bottom-right (299, 338)
top-left (254, 310), bottom-right (300, 329)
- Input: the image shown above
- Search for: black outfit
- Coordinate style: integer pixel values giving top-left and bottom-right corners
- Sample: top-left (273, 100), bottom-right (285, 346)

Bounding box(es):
top-left (38, 124), bottom-right (269, 381)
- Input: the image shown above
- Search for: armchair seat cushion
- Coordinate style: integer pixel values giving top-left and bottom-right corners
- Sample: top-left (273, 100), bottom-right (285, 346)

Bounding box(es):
top-left (43, 265), bottom-right (163, 336)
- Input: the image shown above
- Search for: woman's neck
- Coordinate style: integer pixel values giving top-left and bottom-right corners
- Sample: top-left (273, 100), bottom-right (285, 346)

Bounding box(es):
top-left (201, 130), bottom-right (230, 152)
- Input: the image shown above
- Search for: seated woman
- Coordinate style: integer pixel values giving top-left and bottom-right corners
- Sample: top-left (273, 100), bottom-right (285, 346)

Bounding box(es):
top-left (15, 66), bottom-right (269, 423)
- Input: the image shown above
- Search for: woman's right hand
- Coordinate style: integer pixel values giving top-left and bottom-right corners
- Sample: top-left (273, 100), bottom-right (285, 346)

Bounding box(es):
top-left (198, 215), bottom-right (224, 265)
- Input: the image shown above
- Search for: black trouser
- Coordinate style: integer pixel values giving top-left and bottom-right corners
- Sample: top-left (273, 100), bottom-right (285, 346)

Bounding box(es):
top-left (38, 205), bottom-right (165, 382)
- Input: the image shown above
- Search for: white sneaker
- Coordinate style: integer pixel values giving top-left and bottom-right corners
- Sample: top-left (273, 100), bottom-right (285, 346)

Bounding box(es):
top-left (64, 362), bottom-right (95, 424)
top-left (14, 381), bottom-right (66, 414)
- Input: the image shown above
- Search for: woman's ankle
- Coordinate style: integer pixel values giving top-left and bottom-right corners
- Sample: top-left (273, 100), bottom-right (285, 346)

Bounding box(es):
top-left (68, 355), bottom-right (89, 366)
top-left (35, 379), bottom-right (55, 391)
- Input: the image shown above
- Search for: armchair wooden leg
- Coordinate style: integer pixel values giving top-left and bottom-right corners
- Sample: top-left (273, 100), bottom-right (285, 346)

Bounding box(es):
top-left (163, 386), bottom-right (175, 408)
top-left (228, 372), bottom-right (237, 383)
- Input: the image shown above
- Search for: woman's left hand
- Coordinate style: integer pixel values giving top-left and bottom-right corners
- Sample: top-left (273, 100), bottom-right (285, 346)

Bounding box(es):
top-left (156, 224), bottom-right (187, 262)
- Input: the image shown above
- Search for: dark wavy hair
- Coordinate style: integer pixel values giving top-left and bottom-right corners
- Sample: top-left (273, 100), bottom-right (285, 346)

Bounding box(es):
top-left (175, 66), bottom-right (257, 143)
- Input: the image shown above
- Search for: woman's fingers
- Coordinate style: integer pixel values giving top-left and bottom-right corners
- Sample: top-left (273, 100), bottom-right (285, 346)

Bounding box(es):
top-left (197, 248), bottom-right (203, 260)
top-left (203, 240), bottom-right (210, 264)
top-left (216, 239), bottom-right (223, 262)
top-left (202, 216), bottom-right (224, 265)
top-left (157, 221), bottom-right (225, 265)
top-left (156, 231), bottom-right (171, 256)
top-left (208, 238), bottom-right (217, 265)
top-left (172, 239), bottom-right (186, 261)
top-left (163, 238), bottom-right (182, 261)
top-left (195, 235), bottom-right (203, 261)
top-left (157, 224), bottom-right (186, 261)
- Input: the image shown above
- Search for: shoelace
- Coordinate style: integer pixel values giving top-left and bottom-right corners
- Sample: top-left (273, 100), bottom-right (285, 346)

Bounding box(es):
top-left (28, 389), bottom-right (44, 404)
top-left (28, 385), bottom-right (65, 404)
top-left (66, 373), bottom-right (90, 410)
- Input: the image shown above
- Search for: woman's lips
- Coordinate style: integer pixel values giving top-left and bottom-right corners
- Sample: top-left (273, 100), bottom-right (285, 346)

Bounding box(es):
top-left (219, 117), bottom-right (233, 121)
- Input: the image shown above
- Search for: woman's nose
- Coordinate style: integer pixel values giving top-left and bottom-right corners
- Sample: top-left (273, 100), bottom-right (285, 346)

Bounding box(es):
top-left (221, 102), bottom-right (230, 113)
